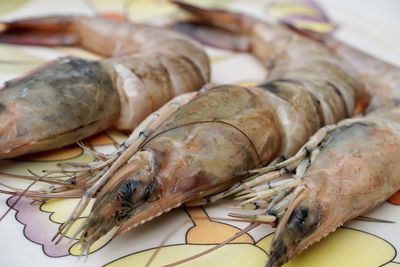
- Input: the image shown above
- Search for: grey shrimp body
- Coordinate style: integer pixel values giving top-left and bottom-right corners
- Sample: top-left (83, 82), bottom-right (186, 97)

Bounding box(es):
top-left (0, 16), bottom-right (209, 158)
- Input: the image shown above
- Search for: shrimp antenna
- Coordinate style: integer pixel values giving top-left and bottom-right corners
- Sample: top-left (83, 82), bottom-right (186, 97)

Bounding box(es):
top-left (0, 169), bottom-right (44, 222)
top-left (0, 172), bottom-right (69, 185)
top-left (163, 223), bottom-right (259, 267)
top-left (355, 216), bottom-right (395, 224)
top-left (145, 218), bottom-right (192, 267)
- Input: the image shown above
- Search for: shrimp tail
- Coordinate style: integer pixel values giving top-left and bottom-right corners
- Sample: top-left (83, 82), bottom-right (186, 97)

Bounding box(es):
top-left (171, 0), bottom-right (252, 32)
top-left (170, 0), bottom-right (253, 51)
top-left (0, 16), bottom-right (79, 46)
top-left (171, 21), bottom-right (249, 52)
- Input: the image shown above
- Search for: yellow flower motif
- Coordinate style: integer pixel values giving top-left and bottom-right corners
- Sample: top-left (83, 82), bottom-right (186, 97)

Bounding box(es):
top-left (103, 228), bottom-right (400, 266)
top-left (88, 0), bottom-right (234, 22)
top-left (0, 44), bottom-right (44, 75)
top-left (0, 0), bottom-right (29, 16)
top-left (268, 3), bottom-right (321, 18)
top-left (259, 228), bottom-right (399, 267)
top-left (105, 243), bottom-right (267, 267)
top-left (42, 198), bottom-right (116, 255)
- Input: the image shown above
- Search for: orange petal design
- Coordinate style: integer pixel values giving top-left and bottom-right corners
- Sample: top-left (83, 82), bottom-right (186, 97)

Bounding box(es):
top-left (84, 132), bottom-right (115, 146)
top-left (16, 146), bottom-right (83, 162)
top-left (237, 80), bottom-right (262, 87)
top-left (99, 12), bottom-right (127, 21)
top-left (388, 190), bottom-right (400, 205)
top-left (185, 207), bottom-right (253, 244)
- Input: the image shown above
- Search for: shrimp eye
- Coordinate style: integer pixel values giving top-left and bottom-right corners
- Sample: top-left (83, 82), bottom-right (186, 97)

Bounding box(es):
top-left (288, 204), bottom-right (321, 243)
top-left (118, 179), bottom-right (138, 202)
top-left (117, 176), bottom-right (160, 206)
top-left (292, 207), bottom-right (308, 227)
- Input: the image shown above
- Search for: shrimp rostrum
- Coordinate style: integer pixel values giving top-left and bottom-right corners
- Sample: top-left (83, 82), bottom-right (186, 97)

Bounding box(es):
top-left (169, 2), bottom-right (400, 267)
top-left (0, 15), bottom-right (209, 159)
top-left (0, 0), bottom-right (366, 257)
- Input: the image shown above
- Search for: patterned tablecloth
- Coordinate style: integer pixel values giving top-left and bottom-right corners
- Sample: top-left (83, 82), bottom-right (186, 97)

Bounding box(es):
top-left (0, 1), bottom-right (399, 266)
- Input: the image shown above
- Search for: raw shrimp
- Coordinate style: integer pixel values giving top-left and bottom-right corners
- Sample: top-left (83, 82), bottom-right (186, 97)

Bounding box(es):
top-left (263, 112), bottom-right (400, 267)
top-left (0, 0), bottom-right (363, 256)
top-left (167, 2), bottom-right (400, 267)
top-left (0, 15), bottom-right (210, 159)
top-left (173, 5), bottom-right (400, 267)
top-left (260, 43), bottom-right (400, 267)
top-left (238, 49), bottom-right (400, 266)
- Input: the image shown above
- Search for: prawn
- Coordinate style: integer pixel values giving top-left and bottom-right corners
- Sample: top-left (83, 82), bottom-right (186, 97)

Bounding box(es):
top-left (0, 15), bottom-right (210, 159)
top-left (240, 46), bottom-right (400, 267)
top-left (170, 2), bottom-right (400, 267)
top-left (1, 0), bottom-right (363, 257)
